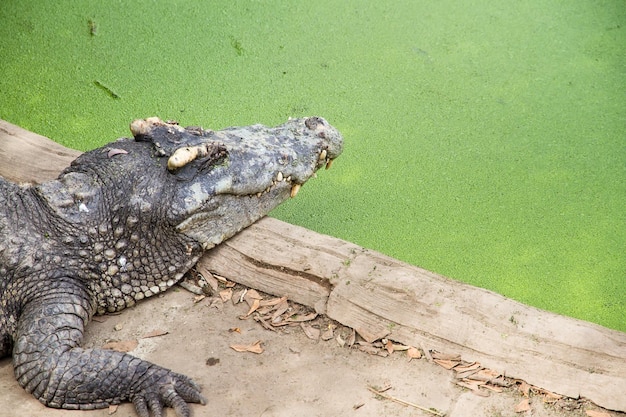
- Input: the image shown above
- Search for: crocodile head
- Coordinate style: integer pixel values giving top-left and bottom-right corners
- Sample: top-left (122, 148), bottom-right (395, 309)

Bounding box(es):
top-left (34, 116), bottom-right (342, 312)
top-left (129, 116), bottom-right (344, 250)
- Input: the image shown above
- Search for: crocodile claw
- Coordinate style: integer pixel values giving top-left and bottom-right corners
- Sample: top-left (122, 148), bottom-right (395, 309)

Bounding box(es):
top-left (131, 371), bottom-right (206, 417)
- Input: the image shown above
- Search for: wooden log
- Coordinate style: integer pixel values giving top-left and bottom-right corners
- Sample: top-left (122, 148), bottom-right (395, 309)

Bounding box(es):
top-left (1, 119), bottom-right (625, 412)
top-left (325, 249), bottom-right (626, 411)
top-left (0, 120), bottom-right (81, 183)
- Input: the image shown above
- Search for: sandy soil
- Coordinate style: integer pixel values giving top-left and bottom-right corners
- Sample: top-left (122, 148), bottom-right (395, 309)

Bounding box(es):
top-left (0, 286), bottom-right (611, 417)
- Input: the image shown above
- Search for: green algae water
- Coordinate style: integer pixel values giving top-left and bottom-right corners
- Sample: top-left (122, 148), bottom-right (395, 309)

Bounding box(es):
top-left (1, 1), bottom-right (624, 332)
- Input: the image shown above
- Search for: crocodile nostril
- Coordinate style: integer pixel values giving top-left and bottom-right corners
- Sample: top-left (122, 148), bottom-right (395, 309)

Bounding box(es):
top-left (304, 116), bottom-right (324, 130)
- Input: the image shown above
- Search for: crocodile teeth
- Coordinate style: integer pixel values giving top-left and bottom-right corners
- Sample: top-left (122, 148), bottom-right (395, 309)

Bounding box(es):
top-left (319, 149), bottom-right (327, 161)
top-left (276, 171), bottom-right (284, 182)
top-left (290, 184), bottom-right (301, 198)
top-left (325, 159), bottom-right (334, 170)
top-left (168, 147), bottom-right (200, 170)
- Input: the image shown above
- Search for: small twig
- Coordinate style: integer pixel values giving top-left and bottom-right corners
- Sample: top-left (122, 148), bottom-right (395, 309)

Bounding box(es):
top-left (94, 80), bottom-right (120, 99)
top-left (367, 386), bottom-right (445, 416)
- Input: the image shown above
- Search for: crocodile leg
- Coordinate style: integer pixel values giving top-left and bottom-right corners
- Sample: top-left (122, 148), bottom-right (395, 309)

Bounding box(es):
top-left (12, 277), bottom-right (206, 416)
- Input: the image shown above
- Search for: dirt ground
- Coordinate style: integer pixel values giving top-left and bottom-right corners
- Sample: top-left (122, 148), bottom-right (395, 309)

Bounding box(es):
top-left (0, 285), bottom-right (616, 417)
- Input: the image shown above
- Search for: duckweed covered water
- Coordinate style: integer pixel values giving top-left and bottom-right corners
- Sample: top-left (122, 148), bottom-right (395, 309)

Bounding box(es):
top-left (1, 1), bottom-right (624, 331)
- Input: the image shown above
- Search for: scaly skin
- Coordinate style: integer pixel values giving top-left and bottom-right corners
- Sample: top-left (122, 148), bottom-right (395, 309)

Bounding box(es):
top-left (0, 116), bottom-right (343, 416)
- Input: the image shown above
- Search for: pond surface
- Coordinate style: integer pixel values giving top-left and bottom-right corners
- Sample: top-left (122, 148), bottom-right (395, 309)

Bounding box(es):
top-left (1, 1), bottom-right (624, 331)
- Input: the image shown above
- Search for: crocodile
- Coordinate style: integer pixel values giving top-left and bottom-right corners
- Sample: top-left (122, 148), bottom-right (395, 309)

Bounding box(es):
top-left (0, 116), bottom-right (343, 416)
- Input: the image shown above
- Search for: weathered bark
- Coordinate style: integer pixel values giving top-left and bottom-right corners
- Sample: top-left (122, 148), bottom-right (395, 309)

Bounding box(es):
top-left (2, 119), bottom-right (624, 412)
top-left (0, 120), bottom-right (81, 183)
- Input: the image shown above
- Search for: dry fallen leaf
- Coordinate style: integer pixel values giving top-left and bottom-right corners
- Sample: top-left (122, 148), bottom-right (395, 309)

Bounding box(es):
top-left (192, 294), bottom-right (206, 303)
top-left (433, 359), bottom-right (458, 370)
top-left (454, 362), bottom-right (481, 374)
top-left (245, 298), bottom-right (261, 317)
top-left (385, 339), bottom-right (394, 354)
top-left (300, 323), bottom-right (320, 340)
top-left (407, 346), bottom-right (422, 360)
top-left (285, 312), bottom-right (317, 323)
top-left (391, 344), bottom-right (411, 351)
top-left (515, 398), bottom-right (531, 413)
top-left (244, 289), bottom-right (263, 305)
top-left (431, 352), bottom-right (461, 361)
top-left (260, 296), bottom-right (288, 307)
top-left (108, 404), bottom-right (118, 415)
top-left (230, 340), bottom-right (264, 354)
top-left (219, 288), bottom-right (233, 302)
top-left (271, 300), bottom-right (290, 321)
top-left (468, 368), bottom-right (500, 382)
top-left (141, 329), bottom-right (168, 339)
top-left (102, 339), bottom-right (138, 353)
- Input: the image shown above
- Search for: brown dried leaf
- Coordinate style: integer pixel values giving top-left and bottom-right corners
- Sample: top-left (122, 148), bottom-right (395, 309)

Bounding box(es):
top-left (260, 296), bottom-right (288, 307)
top-left (461, 378), bottom-right (485, 387)
top-left (245, 298), bottom-right (261, 317)
top-left (244, 289), bottom-right (263, 305)
top-left (219, 288), bottom-right (233, 302)
top-left (454, 362), bottom-right (481, 373)
top-left (141, 329), bottom-right (168, 339)
top-left (385, 339), bottom-right (394, 354)
top-left (586, 410), bottom-right (611, 417)
top-left (193, 294), bottom-right (206, 303)
top-left (433, 359), bottom-right (458, 370)
top-left (391, 344), bottom-right (411, 351)
top-left (456, 369), bottom-right (479, 379)
top-left (254, 314), bottom-right (277, 332)
top-left (300, 323), bottom-right (320, 340)
top-left (407, 346), bottom-right (422, 360)
top-left (230, 340), bottom-right (264, 354)
top-left (108, 404), bottom-right (118, 414)
top-left (103, 339), bottom-right (138, 352)
top-left (431, 352), bottom-right (461, 361)
top-left (515, 399), bottom-right (531, 413)
top-left (285, 312), bottom-right (317, 323)
top-left (271, 300), bottom-right (290, 321)
top-left (468, 369), bottom-right (500, 382)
